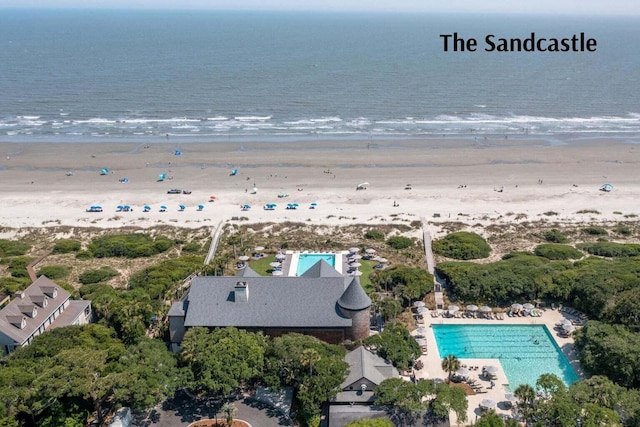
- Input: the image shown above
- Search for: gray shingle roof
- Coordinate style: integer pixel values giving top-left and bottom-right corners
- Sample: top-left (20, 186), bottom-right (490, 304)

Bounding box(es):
top-left (301, 260), bottom-right (343, 278)
top-left (337, 277), bottom-right (371, 311)
top-left (183, 276), bottom-right (353, 328)
top-left (341, 346), bottom-right (399, 389)
top-left (0, 276), bottom-right (70, 344)
top-left (237, 266), bottom-right (262, 277)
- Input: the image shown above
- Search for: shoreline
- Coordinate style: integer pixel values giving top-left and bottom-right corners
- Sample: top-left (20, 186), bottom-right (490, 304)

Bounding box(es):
top-left (1, 137), bottom-right (639, 231)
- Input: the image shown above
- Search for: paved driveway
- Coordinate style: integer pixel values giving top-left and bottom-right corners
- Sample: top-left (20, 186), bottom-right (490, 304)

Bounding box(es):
top-left (140, 391), bottom-right (293, 427)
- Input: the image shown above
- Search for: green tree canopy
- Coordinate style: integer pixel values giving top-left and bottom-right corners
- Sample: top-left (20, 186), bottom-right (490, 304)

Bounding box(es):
top-left (433, 231), bottom-right (491, 260)
top-left (364, 323), bottom-right (420, 370)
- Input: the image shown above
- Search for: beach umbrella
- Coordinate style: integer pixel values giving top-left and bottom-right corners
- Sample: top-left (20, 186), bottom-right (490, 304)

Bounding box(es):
top-left (416, 327), bottom-right (428, 336)
top-left (255, 246), bottom-right (265, 251)
top-left (350, 254), bottom-right (363, 260)
top-left (414, 301), bottom-right (426, 308)
top-left (158, 173), bottom-right (166, 181)
top-left (230, 169), bottom-right (238, 176)
top-left (310, 202), bottom-right (318, 208)
top-left (415, 338), bottom-right (427, 347)
top-left (100, 168), bottom-right (109, 175)
top-left (448, 305), bottom-right (460, 312)
top-left (480, 305), bottom-right (492, 313)
top-left (179, 204), bottom-right (186, 211)
top-left (351, 270), bottom-right (363, 276)
top-left (242, 204), bottom-right (251, 209)
top-left (275, 253), bottom-right (286, 260)
top-left (349, 262), bottom-right (362, 268)
top-left (456, 367), bottom-right (470, 377)
top-left (563, 323), bottom-right (576, 333)
top-left (159, 206), bottom-right (167, 212)
top-left (269, 262), bottom-right (282, 268)
top-left (197, 204), bottom-right (204, 210)
top-left (377, 257), bottom-right (388, 263)
top-left (238, 255), bottom-right (250, 262)
top-left (143, 205), bottom-right (151, 212)
top-left (484, 365), bottom-right (499, 374)
top-left (116, 205), bottom-right (124, 211)
top-left (123, 205), bottom-right (131, 210)
top-left (480, 398), bottom-right (497, 410)
top-left (417, 307), bottom-right (429, 314)
top-left (272, 270), bottom-right (283, 276)
top-left (505, 393), bottom-right (517, 403)
top-left (560, 318), bottom-right (572, 326)
top-left (349, 247), bottom-right (360, 253)
top-left (209, 195), bottom-right (217, 201)
top-left (292, 203), bottom-right (299, 207)
top-left (466, 304), bottom-right (478, 312)
top-left (511, 303), bottom-right (524, 311)
top-left (365, 248), bottom-right (376, 254)
top-left (523, 303), bottom-right (535, 310)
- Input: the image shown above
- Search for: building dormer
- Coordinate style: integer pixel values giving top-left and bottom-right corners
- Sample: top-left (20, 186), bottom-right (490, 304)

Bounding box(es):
top-left (30, 295), bottom-right (48, 308)
top-left (7, 315), bottom-right (26, 329)
top-left (40, 286), bottom-right (58, 299)
top-left (234, 281), bottom-right (249, 302)
top-left (18, 304), bottom-right (37, 318)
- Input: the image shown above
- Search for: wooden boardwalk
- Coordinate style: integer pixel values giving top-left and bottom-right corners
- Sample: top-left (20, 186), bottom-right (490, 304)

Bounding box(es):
top-left (422, 218), bottom-right (444, 310)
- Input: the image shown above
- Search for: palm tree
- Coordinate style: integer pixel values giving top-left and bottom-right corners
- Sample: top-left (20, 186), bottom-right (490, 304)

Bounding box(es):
top-left (300, 348), bottom-right (321, 377)
top-left (220, 401), bottom-right (237, 427)
top-left (514, 383), bottom-right (536, 422)
top-left (441, 354), bottom-right (460, 381)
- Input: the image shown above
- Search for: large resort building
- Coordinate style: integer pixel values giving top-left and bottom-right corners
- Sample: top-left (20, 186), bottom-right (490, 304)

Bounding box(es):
top-left (168, 259), bottom-right (372, 351)
top-left (0, 276), bottom-right (93, 356)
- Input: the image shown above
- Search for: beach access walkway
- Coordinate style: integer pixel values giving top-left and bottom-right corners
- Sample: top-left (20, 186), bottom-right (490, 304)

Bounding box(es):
top-left (422, 218), bottom-right (444, 310)
top-left (204, 220), bottom-right (224, 265)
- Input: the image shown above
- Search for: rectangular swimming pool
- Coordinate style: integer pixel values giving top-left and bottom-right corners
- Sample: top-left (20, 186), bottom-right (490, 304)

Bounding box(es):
top-left (433, 324), bottom-right (579, 388)
top-left (296, 253), bottom-right (336, 276)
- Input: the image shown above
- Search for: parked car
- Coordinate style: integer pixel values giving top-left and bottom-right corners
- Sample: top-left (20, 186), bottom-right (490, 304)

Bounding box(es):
top-left (167, 189), bottom-right (182, 194)
top-left (182, 190), bottom-right (192, 194)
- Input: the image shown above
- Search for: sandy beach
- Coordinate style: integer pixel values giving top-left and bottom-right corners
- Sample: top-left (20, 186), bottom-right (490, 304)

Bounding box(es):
top-left (1, 137), bottom-right (639, 231)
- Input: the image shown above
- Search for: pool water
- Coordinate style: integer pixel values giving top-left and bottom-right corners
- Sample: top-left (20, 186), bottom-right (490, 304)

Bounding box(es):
top-left (433, 324), bottom-right (579, 388)
top-left (296, 253), bottom-right (336, 275)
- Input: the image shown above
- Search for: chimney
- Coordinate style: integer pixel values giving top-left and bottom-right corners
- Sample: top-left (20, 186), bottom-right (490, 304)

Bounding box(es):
top-left (14, 291), bottom-right (25, 300)
top-left (234, 281), bottom-right (249, 302)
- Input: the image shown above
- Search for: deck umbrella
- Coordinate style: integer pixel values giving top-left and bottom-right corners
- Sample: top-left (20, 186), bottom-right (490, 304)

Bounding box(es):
top-left (523, 303), bottom-right (535, 310)
top-left (480, 305), bottom-right (492, 312)
top-left (414, 301), bottom-right (426, 308)
top-left (238, 255), bottom-right (250, 262)
top-left (511, 303), bottom-right (524, 311)
top-left (480, 398), bottom-right (497, 410)
top-left (448, 305), bottom-right (460, 312)
top-left (466, 304), bottom-right (478, 312)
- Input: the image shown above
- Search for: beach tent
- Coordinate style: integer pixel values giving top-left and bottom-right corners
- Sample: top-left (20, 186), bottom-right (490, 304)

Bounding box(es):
top-left (143, 205), bottom-right (151, 212)
top-left (178, 204), bottom-right (186, 211)
top-left (66, 171), bottom-right (74, 176)
top-left (230, 169), bottom-right (238, 176)
top-left (87, 205), bottom-right (103, 212)
top-left (123, 205), bottom-right (131, 212)
top-left (356, 182), bottom-right (369, 190)
top-left (197, 204), bottom-right (204, 211)
top-left (241, 204), bottom-right (251, 211)
top-left (100, 168), bottom-right (109, 175)
top-left (250, 187), bottom-right (257, 194)
top-left (600, 183), bottom-right (614, 192)
top-left (120, 177), bottom-right (129, 183)
top-left (116, 205), bottom-right (124, 212)
top-left (174, 149), bottom-right (181, 156)
top-left (159, 205), bottom-right (167, 212)
top-left (158, 173), bottom-right (167, 182)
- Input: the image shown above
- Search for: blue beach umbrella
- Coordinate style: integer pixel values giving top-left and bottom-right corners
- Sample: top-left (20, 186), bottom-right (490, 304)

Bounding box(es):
top-left (197, 204), bottom-right (204, 211)
top-left (158, 173), bottom-right (166, 181)
top-left (100, 168), bottom-right (109, 175)
top-left (159, 205), bottom-right (167, 212)
top-left (123, 205), bottom-right (131, 211)
top-left (230, 169), bottom-right (238, 176)
top-left (116, 205), bottom-right (124, 211)
top-left (310, 202), bottom-right (318, 207)
top-left (179, 204), bottom-right (186, 211)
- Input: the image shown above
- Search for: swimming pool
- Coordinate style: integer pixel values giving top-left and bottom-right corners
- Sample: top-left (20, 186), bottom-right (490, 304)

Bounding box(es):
top-left (433, 324), bottom-right (579, 388)
top-left (296, 253), bottom-right (337, 275)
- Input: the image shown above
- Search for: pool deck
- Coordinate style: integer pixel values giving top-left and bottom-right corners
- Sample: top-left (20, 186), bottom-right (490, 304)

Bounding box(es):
top-left (410, 307), bottom-right (585, 425)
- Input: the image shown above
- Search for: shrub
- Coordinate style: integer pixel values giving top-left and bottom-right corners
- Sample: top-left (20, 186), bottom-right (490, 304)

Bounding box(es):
top-left (88, 234), bottom-right (174, 258)
top-left (0, 276), bottom-right (31, 295)
top-left (181, 242), bottom-right (201, 253)
top-left (432, 231), bottom-right (491, 260)
top-left (543, 229), bottom-right (568, 243)
top-left (52, 239), bottom-right (82, 254)
top-left (8, 256), bottom-right (32, 278)
top-left (364, 229), bottom-right (385, 240)
top-left (386, 236), bottom-right (413, 250)
top-left (534, 244), bottom-right (583, 260)
top-left (75, 250), bottom-right (93, 260)
top-left (78, 267), bottom-right (119, 285)
top-left (576, 242), bottom-right (640, 257)
top-left (614, 225), bottom-right (632, 236)
top-left (583, 227), bottom-right (607, 236)
top-left (0, 239), bottom-right (31, 257)
top-left (37, 265), bottom-right (71, 280)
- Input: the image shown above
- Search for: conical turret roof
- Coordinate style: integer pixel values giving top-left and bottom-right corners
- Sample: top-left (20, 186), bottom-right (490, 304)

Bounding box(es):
top-left (338, 277), bottom-right (371, 311)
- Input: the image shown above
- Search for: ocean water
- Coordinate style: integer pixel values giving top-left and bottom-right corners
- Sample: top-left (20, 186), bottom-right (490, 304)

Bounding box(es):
top-left (0, 10), bottom-right (639, 142)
